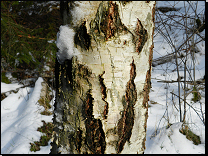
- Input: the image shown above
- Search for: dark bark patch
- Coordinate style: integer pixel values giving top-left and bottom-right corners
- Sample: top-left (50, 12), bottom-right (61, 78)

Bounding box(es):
top-left (82, 90), bottom-right (106, 154)
top-left (85, 118), bottom-right (106, 154)
top-left (134, 18), bottom-right (148, 55)
top-left (142, 110), bottom-right (148, 150)
top-left (99, 71), bottom-right (109, 119)
top-left (82, 90), bottom-right (94, 119)
top-left (99, 71), bottom-right (107, 99)
top-left (105, 1), bottom-right (118, 40)
top-left (142, 69), bottom-right (151, 108)
top-left (75, 128), bottom-right (82, 153)
top-left (152, 3), bottom-right (156, 24)
top-left (117, 60), bottom-right (137, 153)
top-left (51, 58), bottom-right (75, 154)
top-left (55, 58), bottom-right (73, 91)
top-left (74, 21), bottom-right (91, 50)
top-left (142, 45), bottom-right (153, 108)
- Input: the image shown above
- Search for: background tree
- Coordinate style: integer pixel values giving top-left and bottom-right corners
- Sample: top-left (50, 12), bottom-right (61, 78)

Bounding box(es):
top-left (50, 1), bottom-right (156, 154)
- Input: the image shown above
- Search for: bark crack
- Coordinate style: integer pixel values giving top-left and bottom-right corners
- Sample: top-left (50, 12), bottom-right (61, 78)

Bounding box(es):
top-left (99, 71), bottom-right (109, 119)
top-left (117, 59), bottom-right (137, 153)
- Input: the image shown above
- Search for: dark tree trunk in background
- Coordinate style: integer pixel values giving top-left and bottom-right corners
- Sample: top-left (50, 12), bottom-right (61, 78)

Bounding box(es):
top-left (60, 1), bottom-right (69, 25)
top-left (50, 1), bottom-right (156, 154)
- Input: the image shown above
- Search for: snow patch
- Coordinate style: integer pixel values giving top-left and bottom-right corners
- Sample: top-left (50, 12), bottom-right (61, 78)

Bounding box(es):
top-left (1, 82), bottom-right (23, 94)
top-left (56, 25), bottom-right (81, 64)
top-left (145, 122), bottom-right (205, 154)
top-left (1, 77), bottom-right (53, 154)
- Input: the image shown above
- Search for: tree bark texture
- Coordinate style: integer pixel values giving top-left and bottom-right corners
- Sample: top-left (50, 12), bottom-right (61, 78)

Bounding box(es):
top-left (51, 1), bottom-right (155, 154)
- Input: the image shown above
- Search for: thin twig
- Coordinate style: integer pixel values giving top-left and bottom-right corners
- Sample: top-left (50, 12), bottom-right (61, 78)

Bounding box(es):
top-left (170, 92), bottom-right (205, 126)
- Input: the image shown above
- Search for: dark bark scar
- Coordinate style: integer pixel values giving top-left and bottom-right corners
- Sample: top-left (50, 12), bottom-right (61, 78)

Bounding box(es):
top-left (117, 59), bottom-right (137, 153)
top-left (82, 90), bottom-right (106, 154)
top-left (99, 71), bottom-right (109, 119)
top-left (134, 18), bottom-right (148, 55)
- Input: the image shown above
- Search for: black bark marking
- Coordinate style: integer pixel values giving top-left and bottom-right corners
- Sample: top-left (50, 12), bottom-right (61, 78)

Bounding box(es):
top-left (83, 90), bottom-right (106, 154)
top-left (99, 71), bottom-right (109, 119)
top-left (117, 59), bottom-right (137, 153)
top-left (74, 21), bottom-right (91, 50)
top-left (55, 58), bottom-right (73, 91)
top-left (134, 18), bottom-right (148, 54)
top-left (75, 128), bottom-right (82, 153)
top-left (60, 1), bottom-right (70, 25)
top-left (83, 90), bottom-right (94, 119)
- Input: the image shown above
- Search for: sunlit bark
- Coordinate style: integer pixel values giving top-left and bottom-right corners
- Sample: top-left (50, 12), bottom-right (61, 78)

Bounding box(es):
top-left (50, 1), bottom-right (155, 154)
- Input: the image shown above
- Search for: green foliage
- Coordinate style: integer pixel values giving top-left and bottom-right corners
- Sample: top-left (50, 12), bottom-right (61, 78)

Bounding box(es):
top-left (1, 1), bottom-right (60, 73)
top-left (30, 142), bottom-right (40, 152)
top-left (30, 121), bottom-right (54, 152)
top-left (1, 72), bottom-right (11, 84)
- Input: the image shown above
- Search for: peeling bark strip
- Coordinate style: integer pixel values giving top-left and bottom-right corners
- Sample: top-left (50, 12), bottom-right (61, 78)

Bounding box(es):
top-left (83, 90), bottom-right (106, 154)
top-left (99, 71), bottom-right (108, 119)
top-left (117, 60), bottom-right (137, 153)
top-left (134, 18), bottom-right (148, 54)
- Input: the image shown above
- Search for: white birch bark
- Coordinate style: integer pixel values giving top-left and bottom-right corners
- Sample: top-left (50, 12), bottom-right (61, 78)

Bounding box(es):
top-left (51, 1), bottom-right (155, 154)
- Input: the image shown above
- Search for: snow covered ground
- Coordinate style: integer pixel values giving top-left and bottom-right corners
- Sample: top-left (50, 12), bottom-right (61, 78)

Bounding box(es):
top-left (1, 78), bottom-right (54, 154)
top-left (1, 61), bottom-right (205, 154)
top-left (1, 1), bottom-right (205, 154)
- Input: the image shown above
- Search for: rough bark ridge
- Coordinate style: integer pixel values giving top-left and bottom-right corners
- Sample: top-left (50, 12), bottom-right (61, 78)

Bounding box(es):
top-left (51, 1), bottom-right (155, 154)
top-left (117, 60), bottom-right (137, 153)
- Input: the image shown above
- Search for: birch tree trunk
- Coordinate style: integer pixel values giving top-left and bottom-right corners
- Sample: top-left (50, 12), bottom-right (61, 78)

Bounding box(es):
top-left (50, 1), bottom-right (155, 154)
